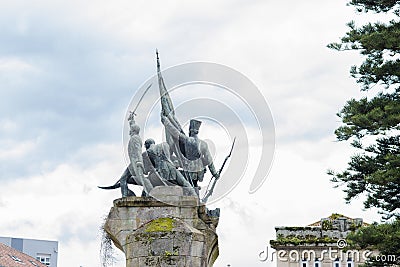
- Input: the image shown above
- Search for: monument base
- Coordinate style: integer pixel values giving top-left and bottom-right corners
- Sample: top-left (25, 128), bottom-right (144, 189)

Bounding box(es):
top-left (104, 186), bottom-right (219, 267)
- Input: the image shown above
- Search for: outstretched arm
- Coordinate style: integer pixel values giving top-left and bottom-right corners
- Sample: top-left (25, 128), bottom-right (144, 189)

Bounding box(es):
top-left (161, 113), bottom-right (186, 140)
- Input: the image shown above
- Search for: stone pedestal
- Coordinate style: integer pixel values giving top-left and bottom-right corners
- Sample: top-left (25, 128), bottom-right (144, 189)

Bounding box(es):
top-left (104, 186), bottom-right (219, 267)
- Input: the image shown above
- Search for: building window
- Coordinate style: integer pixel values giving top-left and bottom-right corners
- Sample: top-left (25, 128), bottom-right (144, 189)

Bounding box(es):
top-left (301, 260), bottom-right (308, 267)
top-left (37, 254), bottom-right (51, 266)
top-left (347, 259), bottom-right (354, 267)
top-left (314, 258), bottom-right (321, 267)
top-left (333, 259), bottom-right (340, 267)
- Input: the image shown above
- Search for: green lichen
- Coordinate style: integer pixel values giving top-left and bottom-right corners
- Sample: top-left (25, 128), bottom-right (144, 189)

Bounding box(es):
top-left (322, 220), bottom-right (333, 230)
top-left (164, 250), bottom-right (179, 256)
top-left (330, 213), bottom-right (344, 220)
top-left (280, 226), bottom-right (314, 231)
top-left (348, 222), bottom-right (357, 231)
top-left (270, 235), bottom-right (338, 246)
top-left (145, 218), bottom-right (175, 232)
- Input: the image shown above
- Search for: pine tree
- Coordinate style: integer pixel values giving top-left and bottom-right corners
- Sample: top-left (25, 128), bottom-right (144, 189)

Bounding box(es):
top-left (329, 2), bottom-right (400, 266)
top-left (327, 0), bottom-right (400, 220)
top-left (346, 220), bottom-right (400, 266)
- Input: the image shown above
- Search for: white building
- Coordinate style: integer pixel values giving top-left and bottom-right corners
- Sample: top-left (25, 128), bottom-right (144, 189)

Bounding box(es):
top-left (270, 214), bottom-right (372, 267)
top-left (0, 237), bottom-right (58, 267)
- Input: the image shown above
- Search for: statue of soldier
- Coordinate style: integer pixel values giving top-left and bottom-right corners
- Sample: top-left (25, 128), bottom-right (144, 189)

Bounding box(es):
top-left (120, 114), bottom-right (153, 197)
top-left (143, 138), bottom-right (197, 196)
top-left (161, 113), bottom-right (220, 190)
top-left (100, 135), bottom-right (197, 197)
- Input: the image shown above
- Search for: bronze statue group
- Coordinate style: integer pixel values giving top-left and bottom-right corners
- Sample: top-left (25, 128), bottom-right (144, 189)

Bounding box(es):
top-left (99, 52), bottom-right (223, 202)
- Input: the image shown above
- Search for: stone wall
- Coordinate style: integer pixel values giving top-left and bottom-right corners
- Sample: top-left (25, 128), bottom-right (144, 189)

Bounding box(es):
top-left (104, 186), bottom-right (219, 267)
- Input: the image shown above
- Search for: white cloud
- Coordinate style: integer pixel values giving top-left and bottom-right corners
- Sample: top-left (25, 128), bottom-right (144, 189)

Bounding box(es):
top-left (0, 0), bottom-right (387, 266)
top-left (0, 139), bottom-right (37, 160)
top-left (0, 143), bottom-right (129, 266)
top-left (0, 119), bottom-right (18, 133)
top-left (210, 142), bottom-right (382, 267)
top-left (0, 57), bottom-right (38, 72)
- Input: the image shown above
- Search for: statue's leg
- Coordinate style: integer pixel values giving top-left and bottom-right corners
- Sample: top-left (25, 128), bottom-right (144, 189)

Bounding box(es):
top-left (121, 167), bottom-right (135, 197)
top-left (175, 170), bottom-right (197, 196)
top-left (131, 164), bottom-right (154, 196)
top-left (191, 173), bottom-right (198, 187)
top-left (142, 177), bottom-right (154, 196)
top-left (183, 170), bottom-right (195, 187)
top-left (188, 172), bottom-right (202, 196)
top-left (137, 177), bottom-right (154, 197)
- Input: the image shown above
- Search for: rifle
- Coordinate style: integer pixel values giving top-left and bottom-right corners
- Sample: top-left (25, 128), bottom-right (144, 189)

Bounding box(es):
top-left (202, 137), bottom-right (236, 203)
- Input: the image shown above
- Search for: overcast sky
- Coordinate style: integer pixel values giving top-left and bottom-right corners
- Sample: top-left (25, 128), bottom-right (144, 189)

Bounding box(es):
top-left (0, 1), bottom-right (387, 266)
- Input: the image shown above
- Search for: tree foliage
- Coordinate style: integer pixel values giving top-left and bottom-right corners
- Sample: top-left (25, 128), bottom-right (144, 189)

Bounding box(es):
top-left (347, 220), bottom-right (400, 266)
top-left (329, 3), bottom-right (400, 265)
top-left (348, 0), bottom-right (399, 13)
top-left (328, 0), bottom-right (400, 220)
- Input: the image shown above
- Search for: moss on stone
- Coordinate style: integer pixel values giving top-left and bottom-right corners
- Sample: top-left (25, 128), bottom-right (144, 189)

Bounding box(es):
top-left (279, 226), bottom-right (314, 231)
top-left (164, 250), bottom-right (179, 256)
top-left (348, 222), bottom-right (358, 231)
top-left (322, 220), bottom-right (333, 230)
top-left (145, 218), bottom-right (175, 232)
top-left (270, 235), bottom-right (338, 246)
top-left (330, 213), bottom-right (344, 220)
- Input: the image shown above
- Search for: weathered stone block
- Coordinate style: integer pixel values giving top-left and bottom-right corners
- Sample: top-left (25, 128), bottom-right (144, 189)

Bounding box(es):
top-left (150, 185), bottom-right (183, 197)
top-left (191, 240), bottom-right (204, 257)
top-left (104, 186), bottom-right (219, 267)
top-left (186, 256), bottom-right (204, 267)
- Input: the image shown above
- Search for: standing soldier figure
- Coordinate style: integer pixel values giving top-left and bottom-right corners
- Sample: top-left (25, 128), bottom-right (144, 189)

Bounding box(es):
top-left (161, 113), bottom-right (220, 191)
top-left (121, 113), bottom-right (153, 197)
